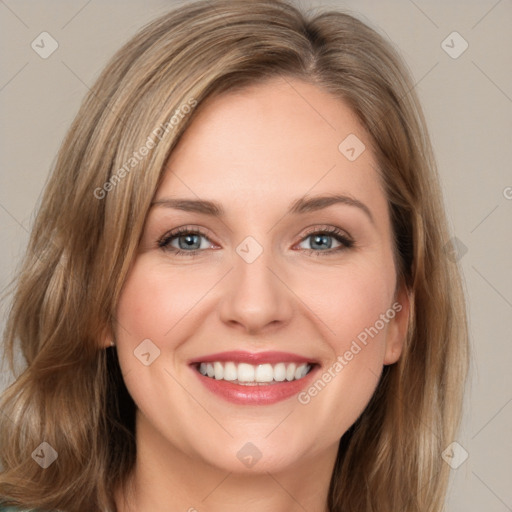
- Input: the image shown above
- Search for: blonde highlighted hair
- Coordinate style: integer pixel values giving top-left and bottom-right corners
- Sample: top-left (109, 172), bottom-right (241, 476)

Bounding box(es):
top-left (0, 1), bottom-right (469, 510)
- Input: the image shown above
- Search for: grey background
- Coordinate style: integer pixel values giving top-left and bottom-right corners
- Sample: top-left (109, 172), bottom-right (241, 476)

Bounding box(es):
top-left (1, 0), bottom-right (511, 509)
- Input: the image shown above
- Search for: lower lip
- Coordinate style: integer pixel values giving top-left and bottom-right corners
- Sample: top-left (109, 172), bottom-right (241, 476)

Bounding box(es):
top-left (192, 365), bottom-right (318, 405)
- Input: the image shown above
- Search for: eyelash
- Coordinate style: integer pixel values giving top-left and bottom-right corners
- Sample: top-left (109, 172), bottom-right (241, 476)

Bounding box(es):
top-left (157, 225), bottom-right (354, 257)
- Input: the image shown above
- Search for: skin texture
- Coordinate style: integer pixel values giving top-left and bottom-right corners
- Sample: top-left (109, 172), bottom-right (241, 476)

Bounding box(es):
top-left (111, 77), bottom-right (410, 511)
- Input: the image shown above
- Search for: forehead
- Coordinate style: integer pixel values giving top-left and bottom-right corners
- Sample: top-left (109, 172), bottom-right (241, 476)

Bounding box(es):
top-left (159, 77), bottom-right (386, 215)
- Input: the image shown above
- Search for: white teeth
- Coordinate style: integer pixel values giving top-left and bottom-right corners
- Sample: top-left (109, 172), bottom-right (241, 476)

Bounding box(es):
top-left (238, 363), bottom-right (255, 382)
top-left (255, 364), bottom-right (274, 382)
top-left (294, 364), bottom-right (308, 380)
top-left (286, 363), bottom-right (296, 381)
top-left (214, 362), bottom-right (224, 380)
top-left (274, 362), bottom-right (286, 381)
top-left (223, 361), bottom-right (237, 381)
top-left (197, 361), bottom-right (312, 384)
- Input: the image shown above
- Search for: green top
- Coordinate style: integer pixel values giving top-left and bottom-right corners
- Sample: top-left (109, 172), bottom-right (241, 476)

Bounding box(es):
top-left (0, 507), bottom-right (38, 511)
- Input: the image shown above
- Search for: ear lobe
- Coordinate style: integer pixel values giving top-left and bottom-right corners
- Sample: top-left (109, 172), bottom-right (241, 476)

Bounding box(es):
top-left (98, 324), bottom-right (115, 349)
top-left (383, 283), bottom-right (411, 365)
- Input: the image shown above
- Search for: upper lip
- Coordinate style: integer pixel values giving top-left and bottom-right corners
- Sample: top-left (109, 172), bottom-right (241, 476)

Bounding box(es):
top-left (189, 350), bottom-right (317, 365)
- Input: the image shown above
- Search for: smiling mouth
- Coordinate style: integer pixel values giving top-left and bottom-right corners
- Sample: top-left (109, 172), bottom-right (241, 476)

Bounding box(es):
top-left (196, 361), bottom-right (313, 385)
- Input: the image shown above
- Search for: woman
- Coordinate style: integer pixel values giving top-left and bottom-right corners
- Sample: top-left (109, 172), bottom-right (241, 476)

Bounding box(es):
top-left (0, 1), bottom-right (469, 510)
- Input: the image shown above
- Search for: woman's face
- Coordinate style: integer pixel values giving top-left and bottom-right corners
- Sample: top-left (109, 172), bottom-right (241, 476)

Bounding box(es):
top-left (114, 77), bottom-right (409, 475)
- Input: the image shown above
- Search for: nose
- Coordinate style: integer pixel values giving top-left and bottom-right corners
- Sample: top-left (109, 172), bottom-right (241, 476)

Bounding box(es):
top-left (218, 246), bottom-right (294, 335)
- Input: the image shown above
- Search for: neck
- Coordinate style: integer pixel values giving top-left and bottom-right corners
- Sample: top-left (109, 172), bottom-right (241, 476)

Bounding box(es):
top-left (115, 411), bottom-right (337, 512)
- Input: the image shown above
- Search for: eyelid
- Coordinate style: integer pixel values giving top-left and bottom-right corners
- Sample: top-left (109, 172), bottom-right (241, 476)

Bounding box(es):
top-left (299, 224), bottom-right (353, 243)
top-left (157, 225), bottom-right (217, 249)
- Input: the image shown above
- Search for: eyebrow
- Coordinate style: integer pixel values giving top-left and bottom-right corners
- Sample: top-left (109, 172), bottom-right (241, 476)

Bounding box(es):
top-left (151, 194), bottom-right (374, 224)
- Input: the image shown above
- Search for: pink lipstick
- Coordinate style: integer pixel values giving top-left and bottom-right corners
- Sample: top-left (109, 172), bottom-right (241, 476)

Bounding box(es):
top-left (189, 351), bottom-right (318, 405)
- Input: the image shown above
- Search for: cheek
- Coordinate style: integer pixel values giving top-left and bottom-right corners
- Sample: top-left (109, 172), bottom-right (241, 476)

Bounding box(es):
top-left (113, 259), bottom-right (205, 432)
top-left (331, 279), bottom-right (392, 362)
top-left (299, 258), bottom-right (395, 355)
top-left (115, 258), bottom-right (218, 349)
top-left (293, 259), bottom-right (395, 419)
top-left (113, 257), bottom-right (235, 415)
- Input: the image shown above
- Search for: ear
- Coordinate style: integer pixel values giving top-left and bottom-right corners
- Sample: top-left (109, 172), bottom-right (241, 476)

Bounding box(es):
top-left (383, 282), bottom-right (411, 365)
top-left (98, 323), bottom-right (115, 349)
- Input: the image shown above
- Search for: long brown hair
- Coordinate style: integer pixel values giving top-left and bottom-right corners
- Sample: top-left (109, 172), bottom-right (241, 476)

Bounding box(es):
top-left (0, 1), bottom-right (469, 510)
